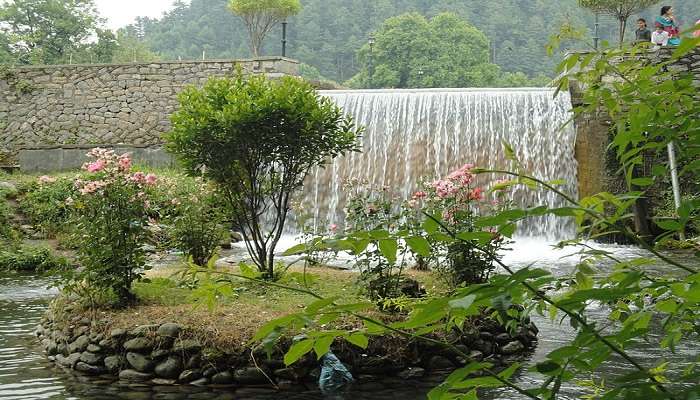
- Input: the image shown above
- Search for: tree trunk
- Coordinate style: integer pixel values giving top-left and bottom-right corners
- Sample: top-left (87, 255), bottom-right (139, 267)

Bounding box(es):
top-left (618, 17), bottom-right (628, 47)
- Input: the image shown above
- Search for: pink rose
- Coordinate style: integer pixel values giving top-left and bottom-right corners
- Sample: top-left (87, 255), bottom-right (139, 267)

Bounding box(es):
top-left (118, 156), bottom-right (132, 171)
top-left (145, 173), bottom-right (157, 186)
top-left (329, 224), bottom-right (338, 232)
top-left (131, 172), bottom-right (146, 183)
top-left (85, 159), bottom-right (106, 173)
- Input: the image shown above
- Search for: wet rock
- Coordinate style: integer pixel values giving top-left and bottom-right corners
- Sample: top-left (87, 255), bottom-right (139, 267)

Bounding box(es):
top-left (190, 378), bottom-right (209, 386)
top-left (274, 367), bottom-right (307, 381)
top-left (172, 339), bottom-right (201, 353)
top-left (130, 324), bottom-right (159, 337)
top-left (151, 349), bottom-right (170, 359)
top-left (68, 335), bottom-right (90, 353)
top-left (202, 366), bottom-right (217, 378)
top-left (276, 379), bottom-right (295, 390)
top-left (478, 331), bottom-right (494, 341)
top-left (473, 339), bottom-right (493, 356)
top-left (427, 356), bottom-right (454, 370)
top-left (151, 378), bottom-right (177, 385)
top-left (86, 344), bottom-right (102, 353)
top-left (98, 338), bottom-right (117, 350)
top-left (495, 333), bottom-right (512, 345)
top-left (73, 325), bottom-right (89, 338)
top-left (126, 352), bottom-right (155, 372)
top-left (211, 371), bottom-right (234, 384)
top-left (155, 356), bottom-right (183, 379)
top-left (104, 355), bottom-right (125, 373)
top-left (57, 353), bottom-right (82, 368)
top-left (233, 367), bottom-right (268, 384)
top-left (230, 232), bottom-right (244, 242)
top-left (157, 323), bottom-right (182, 338)
top-left (119, 369), bottom-right (154, 382)
top-left (124, 337), bottom-right (153, 352)
top-left (178, 369), bottom-right (202, 383)
top-left (75, 362), bottom-right (105, 375)
top-left (185, 354), bottom-right (201, 370)
top-left (110, 328), bottom-right (127, 339)
top-left (398, 367), bottom-right (426, 379)
top-left (500, 341), bottom-right (525, 355)
top-left (79, 351), bottom-right (103, 365)
top-left (46, 341), bottom-right (59, 356)
top-left (468, 350), bottom-right (484, 362)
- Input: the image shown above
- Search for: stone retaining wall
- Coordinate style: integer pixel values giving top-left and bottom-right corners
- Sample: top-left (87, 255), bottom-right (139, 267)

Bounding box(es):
top-left (36, 306), bottom-right (538, 389)
top-left (0, 57), bottom-right (299, 165)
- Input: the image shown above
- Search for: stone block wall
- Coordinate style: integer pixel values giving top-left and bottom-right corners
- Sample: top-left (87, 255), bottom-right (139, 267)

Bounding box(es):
top-left (0, 57), bottom-right (299, 166)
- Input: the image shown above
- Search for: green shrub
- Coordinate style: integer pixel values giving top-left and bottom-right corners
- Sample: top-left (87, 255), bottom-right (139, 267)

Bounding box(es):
top-left (0, 245), bottom-right (69, 272)
top-left (19, 176), bottom-right (77, 236)
top-left (166, 179), bottom-right (228, 266)
top-left (167, 73), bottom-right (360, 280)
top-left (0, 196), bottom-right (18, 245)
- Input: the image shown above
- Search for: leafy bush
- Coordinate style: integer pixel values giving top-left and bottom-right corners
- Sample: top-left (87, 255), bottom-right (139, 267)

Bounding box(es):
top-left (166, 179), bottom-right (228, 266)
top-left (63, 149), bottom-right (156, 306)
top-left (19, 176), bottom-right (77, 236)
top-left (0, 245), bottom-right (69, 272)
top-left (0, 195), bottom-right (18, 245)
top-left (167, 73), bottom-right (360, 280)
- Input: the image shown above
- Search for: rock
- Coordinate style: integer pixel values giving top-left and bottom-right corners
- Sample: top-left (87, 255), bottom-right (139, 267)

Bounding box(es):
top-left (79, 351), bottom-right (103, 365)
top-left (68, 335), bottom-right (90, 353)
top-left (234, 367), bottom-right (268, 384)
top-left (427, 356), bottom-right (454, 370)
top-left (126, 352), bottom-right (155, 372)
top-left (157, 323), bottom-right (182, 338)
top-left (86, 344), bottom-right (102, 353)
top-left (495, 333), bottom-right (512, 345)
top-left (220, 240), bottom-right (232, 249)
top-left (500, 341), bottom-right (525, 355)
top-left (190, 378), bottom-right (209, 386)
top-left (202, 367), bottom-right (217, 378)
top-left (478, 331), bottom-right (494, 341)
top-left (110, 328), bottom-right (127, 339)
top-left (104, 355), bottom-right (125, 373)
top-left (473, 339), bottom-right (493, 356)
top-left (151, 378), bottom-right (176, 385)
top-left (46, 341), bottom-right (59, 356)
top-left (123, 338), bottom-right (152, 352)
top-left (151, 349), bottom-right (170, 359)
top-left (178, 370), bottom-right (202, 383)
top-left (154, 356), bottom-right (182, 379)
top-left (0, 181), bottom-right (17, 193)
top-left (211, 371), bottom-right (234, 385)
top-left (468, 350), bottom-right (484, 362)
top-left (57, 353), bottom-right (82, 368)
top-left (274, 367), bottom-right (307, 381)
top-left (398, 367), bottom-right (426, 379)
top-left (230, 232), bottom-right (244, 242)
top-left (98, 339), bottom-right (117, 350)
top-left (73, 325), bottom-right (89, 338)
top-left (119, 369), bottom-right (154, 382)
top-left (75, 362), bottom-right (105, 375)
top-left (185, 354), bottom-right (201, 370)
top-left (130, 324), bottom-right (159, 336)
top-left (172, 339), bottom-right (201, 353)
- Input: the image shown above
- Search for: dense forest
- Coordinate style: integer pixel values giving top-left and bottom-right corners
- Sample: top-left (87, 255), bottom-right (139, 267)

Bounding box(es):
top-left (134, 0), bottom-right (700, 84)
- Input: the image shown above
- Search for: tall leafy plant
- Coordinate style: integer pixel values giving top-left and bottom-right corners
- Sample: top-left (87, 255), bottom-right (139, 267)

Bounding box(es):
top-left (227, 0), bottom-right (301, 56)
top-left (166, 73), bottom-right (360, 280)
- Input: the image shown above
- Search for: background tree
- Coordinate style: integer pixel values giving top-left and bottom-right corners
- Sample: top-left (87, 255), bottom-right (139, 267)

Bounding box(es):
top-left (166, 74), bottom-right (360, 280)
top-left (0, 0), bottom-right (100, 64)
top-left (348, 12), bottom-right (502, 89)
top-left (227, 0), bottom-right (301, 56)
top-left (111, 27), bottom-right (160, 63)
top-left (578, 0), bottom-right (660, 44)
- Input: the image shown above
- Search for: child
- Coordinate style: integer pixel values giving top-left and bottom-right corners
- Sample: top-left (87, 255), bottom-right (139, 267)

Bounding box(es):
top-left (651, 25), bottom-right (670, 48)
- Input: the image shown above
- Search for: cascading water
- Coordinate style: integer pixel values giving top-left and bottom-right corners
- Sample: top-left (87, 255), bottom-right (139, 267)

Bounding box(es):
top-left (299, 88), bottom-right (578, 241)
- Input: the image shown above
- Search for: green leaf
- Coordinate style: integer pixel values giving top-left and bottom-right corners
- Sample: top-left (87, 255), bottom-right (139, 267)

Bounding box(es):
top-left (239, 262), bottom-right (261, 279)
top-left (423, 217), bottom-right (439, 234)
top-left (405, 236), bottom-right (431, 257)
top-left (283, 243), bottom-right (308, 256)
top-left (630, 177), bottom-right (654, 187)
top-left (655, 219), bottom-right (683, 231)
top-left (535, 361), bottom-right (561, 375)
top-left (313, 335), bottom-right (335, 359)
top-left (378, 239), bottom-right (398, 264)
top-left (346, 333), bottom-right (369, 349)
top-left (448, 294), bottom-right (476, 311)
top-left (284, 338), bottom-right (314, 365)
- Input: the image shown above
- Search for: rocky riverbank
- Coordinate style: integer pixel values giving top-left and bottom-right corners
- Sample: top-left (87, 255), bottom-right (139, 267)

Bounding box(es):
top-left (36, 304), bottom-right (539, 390)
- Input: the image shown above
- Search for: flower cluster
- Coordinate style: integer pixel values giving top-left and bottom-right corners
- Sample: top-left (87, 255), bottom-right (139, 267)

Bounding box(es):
top-left (430, 164), bottom-right (482, 201)
top-left (75, 148), bottom-right (157, 198)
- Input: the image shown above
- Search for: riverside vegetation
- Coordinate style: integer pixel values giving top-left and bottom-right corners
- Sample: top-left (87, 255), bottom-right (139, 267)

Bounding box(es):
top-left (2, 35), bottom-right (700, 398)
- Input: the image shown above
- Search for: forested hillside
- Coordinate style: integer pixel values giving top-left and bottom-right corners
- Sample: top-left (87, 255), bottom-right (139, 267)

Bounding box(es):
top-left (134, 0), bottom-right (700, 84)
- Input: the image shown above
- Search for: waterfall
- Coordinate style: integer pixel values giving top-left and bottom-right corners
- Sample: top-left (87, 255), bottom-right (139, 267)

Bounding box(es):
top-left (298, 88), bottom-right (578, 241)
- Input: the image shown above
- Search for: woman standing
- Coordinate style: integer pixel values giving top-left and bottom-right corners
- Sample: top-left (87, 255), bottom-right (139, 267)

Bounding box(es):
top-left (655, 6), bottom-right (681, 46)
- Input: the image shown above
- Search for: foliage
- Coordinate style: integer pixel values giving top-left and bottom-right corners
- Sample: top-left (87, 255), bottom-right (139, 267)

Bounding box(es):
top-left (110, 27), bottom-right (160, 63)
top-left (577, 0), bottom-right (661, 44)
top-left (349, 12), bottom-right (502, 89)
top-left (0, 245), bottom-right (69, 272)
top-left (62, 149), bottom-right (156, 306)
top-left (19, 176), bottom-right (77, 236)
top-left (0, 0), bottom-right (100, 65)
top-left (227, 0), bottom-right (301, 56)
top-left (166, 73), bottom-right (360, 280)
top-left (166, 179), bottom-right (228, 266)
top-left (0, 194), bottom-right (18, 245)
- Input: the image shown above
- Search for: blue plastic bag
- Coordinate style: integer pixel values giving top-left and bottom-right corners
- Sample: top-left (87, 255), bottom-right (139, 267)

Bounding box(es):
top-left (319, 352), bottom-right (354, 395)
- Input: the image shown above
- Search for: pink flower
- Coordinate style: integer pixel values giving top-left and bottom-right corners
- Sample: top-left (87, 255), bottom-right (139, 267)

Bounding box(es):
top-left (85, 159), bottom-right (106, 173)
top-left (131, 172), bottom-right (146, 184)
top-left (408, 199), bottom-right (418, 208)
top-left (468, 187), bottom-right (483, 201)
top-left (145, 173), bottom-right (157, 186)
top-left (412, 191), bottom-right (428, 199)
top-left (329, 224), bottom-right (338, 232)
top-left (38, 175), bottom-right (56, 184)
top-left (118, 155), bottom-right (132, 171)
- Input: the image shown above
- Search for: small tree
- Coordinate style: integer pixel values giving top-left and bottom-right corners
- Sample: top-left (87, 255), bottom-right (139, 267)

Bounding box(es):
top-left (228, 0), bottom-right (301, 57)
top-left (578, 0), bottom-right (660, 45)
top-left (167, 74), bottom-right (360, 280)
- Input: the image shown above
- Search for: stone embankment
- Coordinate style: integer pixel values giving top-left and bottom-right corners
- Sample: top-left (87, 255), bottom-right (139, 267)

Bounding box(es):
top-left (37, 305), bottom-right (538, 389)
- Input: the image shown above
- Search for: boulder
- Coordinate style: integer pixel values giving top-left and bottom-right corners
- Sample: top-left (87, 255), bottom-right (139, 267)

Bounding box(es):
top-left (233, 367), bottom-right (268, 384)
top-left (427, 356), bottom-right (455, 370)
top-left (104, 355), bottom-right (125, 373)
top-left (123, 337), bottom-right (152, 352)
top-left (119, 369), bottom-right (153, 382)
top-left (126, 352), bottom-right (155, 372)
top-left (172, 339), bottom-right (201, 353)
top-left (86, 344), bottom-right (102, 353)
top-left (500, 341), bottom-right (525, 355)
top-left (211, 371), bottom-right (234, 385)
top-left (68, 335), bottom-right (90, 353)
top-left (79, 351), bottom-right (103, 365)
top-left (178, 369), bottom-right (202, 383)
top-left (57, 353), bottom-right (82, 368)
top-left (130, 324), bottom-right (159, 337)
top-left (109, 328), bottom-right (127, 339)
top-left (154, 356), bottom-right (182, 379)
top-left (75, 362), bottom-right (105, 375)
top-left (397, 367), bottom-right (426, 380)
top-left (157, 323), bottom-right (182, 338)
top-left (495, 333), bottom-right (512, 345)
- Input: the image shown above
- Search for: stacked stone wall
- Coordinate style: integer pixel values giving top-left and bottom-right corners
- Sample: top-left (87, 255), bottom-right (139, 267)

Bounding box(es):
top-left (0, 57), bottom-right (299, 165)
